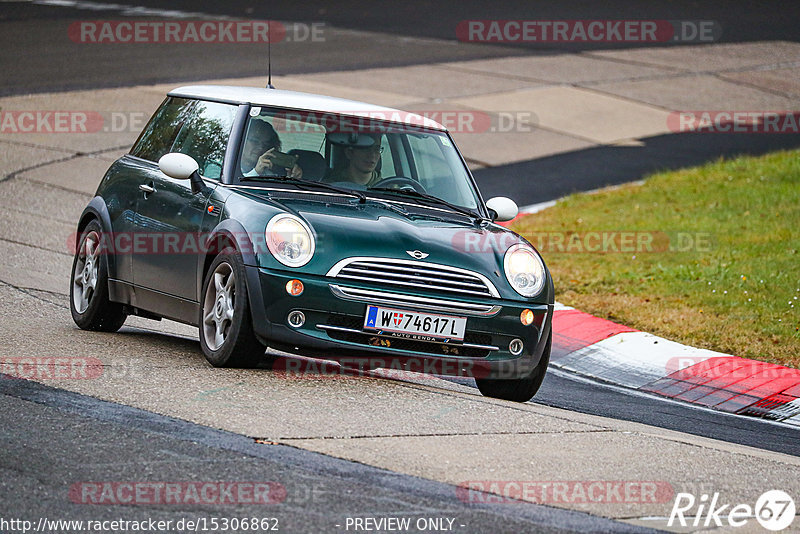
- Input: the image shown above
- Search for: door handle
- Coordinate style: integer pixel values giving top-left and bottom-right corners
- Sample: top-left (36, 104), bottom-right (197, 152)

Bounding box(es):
top-left (139, 183), bottom-right (156, 194)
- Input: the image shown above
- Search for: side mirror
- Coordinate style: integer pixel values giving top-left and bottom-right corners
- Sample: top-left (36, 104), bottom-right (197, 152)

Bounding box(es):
top-left (158, 152), bottom-right (208, 194)
top-left (486, 197), bottom-right (519, 222)
top-left (158, 153), bottom-right (199, 179)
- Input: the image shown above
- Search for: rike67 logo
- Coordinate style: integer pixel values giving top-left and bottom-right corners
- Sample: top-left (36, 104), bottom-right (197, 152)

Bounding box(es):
top-left (669, 490), bottom-right (795, 531)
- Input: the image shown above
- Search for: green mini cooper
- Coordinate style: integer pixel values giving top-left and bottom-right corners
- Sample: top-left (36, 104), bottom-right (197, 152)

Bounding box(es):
top-left (70, 85), bottom-right (554, 402)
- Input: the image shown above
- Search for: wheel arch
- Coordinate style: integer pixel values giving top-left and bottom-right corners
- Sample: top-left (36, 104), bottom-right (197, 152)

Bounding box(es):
top-left (76, 197), bottom-right (117, 277)
top-left (200, 219), bottom-right (270, 342)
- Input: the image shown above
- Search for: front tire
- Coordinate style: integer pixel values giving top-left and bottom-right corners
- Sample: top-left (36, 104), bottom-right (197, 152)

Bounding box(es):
top-left (476, 331), bottom-right (551, 402)
top-left (199, 247), bottom-right (266, 368)
top-left (70, 220), bottom-right (127, 332)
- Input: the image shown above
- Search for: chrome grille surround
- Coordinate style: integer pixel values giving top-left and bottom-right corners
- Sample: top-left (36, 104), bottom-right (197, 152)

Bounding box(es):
top-left (327, 257), bottom-right (500, 299)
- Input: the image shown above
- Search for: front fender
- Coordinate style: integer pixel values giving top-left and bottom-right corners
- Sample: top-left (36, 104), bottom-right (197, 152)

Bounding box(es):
top-left (202, 219), bottom-right (270, 342)
top-left (77, 197), bottom-right (117, 277)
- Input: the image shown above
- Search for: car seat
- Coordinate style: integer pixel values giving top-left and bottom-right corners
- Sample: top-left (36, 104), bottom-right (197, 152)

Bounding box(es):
top-left (288, 149), bottom-right (327, 181)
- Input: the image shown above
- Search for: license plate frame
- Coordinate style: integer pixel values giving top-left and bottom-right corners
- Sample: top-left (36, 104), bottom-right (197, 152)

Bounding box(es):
top-left (363, 305), bottom-right (467, 342)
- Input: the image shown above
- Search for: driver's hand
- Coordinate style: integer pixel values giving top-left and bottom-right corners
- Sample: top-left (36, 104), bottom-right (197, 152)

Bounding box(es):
top-left (254, 148), bottom-right (276, 175)
top-left (289, 164), bottom-right (302, 179)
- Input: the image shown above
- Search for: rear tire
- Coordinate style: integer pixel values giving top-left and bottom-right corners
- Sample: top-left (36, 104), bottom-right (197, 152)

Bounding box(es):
top-left (476, 331), bottom-right (551, 402)
top-left (199, 247), bottom-right (266, 368)
top-left (69, 220), bottom-right (127, 332)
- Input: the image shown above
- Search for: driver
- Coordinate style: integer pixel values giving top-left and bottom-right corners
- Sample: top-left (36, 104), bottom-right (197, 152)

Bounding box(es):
top-left (241, 118), bottom-right (302, 178)
top-left (325, 133), bottom-right (382, 186)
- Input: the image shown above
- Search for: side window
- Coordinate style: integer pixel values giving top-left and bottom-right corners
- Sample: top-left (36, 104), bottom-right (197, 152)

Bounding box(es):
top-left (130, 97), bottom-right (194, 162)
top-left (170, 101), bottom-right (237, 180)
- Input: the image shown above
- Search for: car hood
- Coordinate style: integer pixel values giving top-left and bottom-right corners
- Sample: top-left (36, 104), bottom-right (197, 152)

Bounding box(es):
top-left (266, 195), bottom-right (527, 281)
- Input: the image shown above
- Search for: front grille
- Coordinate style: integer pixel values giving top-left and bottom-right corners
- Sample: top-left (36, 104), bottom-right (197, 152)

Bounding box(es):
top-left (323, 314), bottom-right (493, 358)
top-left (327, 257), bottom-right (498, 299)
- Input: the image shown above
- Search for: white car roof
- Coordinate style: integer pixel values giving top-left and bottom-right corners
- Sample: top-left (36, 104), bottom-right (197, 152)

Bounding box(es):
top-left (168, 85), bottom-right (447, 131)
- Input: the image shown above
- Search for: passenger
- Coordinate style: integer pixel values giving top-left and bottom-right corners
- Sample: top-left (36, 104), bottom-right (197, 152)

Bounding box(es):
top-left (241, 118), bottom-right (302, 178)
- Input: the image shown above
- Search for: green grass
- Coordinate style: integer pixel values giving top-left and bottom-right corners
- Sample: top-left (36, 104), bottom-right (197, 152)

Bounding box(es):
top-left (513, 150), bottom-right (800, 368)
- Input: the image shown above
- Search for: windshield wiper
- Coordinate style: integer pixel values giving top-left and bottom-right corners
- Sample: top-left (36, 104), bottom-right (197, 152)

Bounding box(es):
top-left (368, 187), bottom-right (486, 222)
top-left (244, 175), bottom-right (366, 203)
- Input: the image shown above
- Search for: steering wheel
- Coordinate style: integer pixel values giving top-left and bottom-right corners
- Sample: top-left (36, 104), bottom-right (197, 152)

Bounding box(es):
top-left (371, 176), bottom-right (427, 194)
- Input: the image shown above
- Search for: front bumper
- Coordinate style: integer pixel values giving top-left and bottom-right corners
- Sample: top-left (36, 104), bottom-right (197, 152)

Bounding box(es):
top-left (248, 265), bottom-right (553, 379)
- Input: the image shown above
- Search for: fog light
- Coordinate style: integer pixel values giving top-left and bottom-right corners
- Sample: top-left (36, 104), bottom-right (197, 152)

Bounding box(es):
top-left (287, 311), bottom-right (305, 328)
top-left (285, 279), bottom-right (304, 296)
top-left (509, 338), bottom-right (524, 356)
top-left (520, 309), bottom-right (534, 326)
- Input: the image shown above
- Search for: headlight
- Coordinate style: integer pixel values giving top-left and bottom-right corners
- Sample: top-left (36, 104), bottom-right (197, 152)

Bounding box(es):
top-left (266, 214), bottom-right (315, 267)
top-left (503, 244), bottom-right (546, 297)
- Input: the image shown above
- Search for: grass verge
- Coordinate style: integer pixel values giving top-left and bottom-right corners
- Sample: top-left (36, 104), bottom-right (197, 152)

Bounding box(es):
top-left (512, 150), bottom-right (800, 368)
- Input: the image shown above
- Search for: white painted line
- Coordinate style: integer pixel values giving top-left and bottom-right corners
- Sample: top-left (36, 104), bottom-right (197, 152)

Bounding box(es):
top-left (768, 398), bottom-right (800, 423)
top-left (518, 180), bottom-right (647, 216)
top-left (519, 200), bottom-right (556, 214)
top-left (782, 416), bottom-right (800, 427)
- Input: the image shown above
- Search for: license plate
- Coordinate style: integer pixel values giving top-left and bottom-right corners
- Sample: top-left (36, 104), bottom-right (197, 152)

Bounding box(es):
top-left (363, 305), bottom-right (467, 342)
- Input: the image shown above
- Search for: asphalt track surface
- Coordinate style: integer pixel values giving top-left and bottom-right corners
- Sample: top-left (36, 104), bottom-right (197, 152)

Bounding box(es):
top-left (2, 2), bottom-right (800, 532)
top-left (0, 377), bottom-right (649, 534)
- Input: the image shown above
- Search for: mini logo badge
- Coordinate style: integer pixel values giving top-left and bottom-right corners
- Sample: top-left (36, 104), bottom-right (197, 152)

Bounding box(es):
top-left (406, 250), bottom-right (429, 260)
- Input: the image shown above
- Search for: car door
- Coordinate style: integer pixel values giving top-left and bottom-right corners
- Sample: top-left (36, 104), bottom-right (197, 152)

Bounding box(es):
top-left (132, 99), bottom-right (238, 304)
top-left (108, 96), bottom-right (195, 286)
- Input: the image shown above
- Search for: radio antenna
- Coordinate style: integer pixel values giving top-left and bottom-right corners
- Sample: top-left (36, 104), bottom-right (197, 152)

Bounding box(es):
top-left (266, 22), bottom-right (275, 89)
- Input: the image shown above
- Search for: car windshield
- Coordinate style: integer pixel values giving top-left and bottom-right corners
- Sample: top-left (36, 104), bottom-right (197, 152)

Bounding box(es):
top-left (237, 107), bottom-right (482, 211)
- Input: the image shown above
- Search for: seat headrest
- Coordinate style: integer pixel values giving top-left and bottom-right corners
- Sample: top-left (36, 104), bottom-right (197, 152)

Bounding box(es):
top-left (287, 149), bottom-right (327, 181)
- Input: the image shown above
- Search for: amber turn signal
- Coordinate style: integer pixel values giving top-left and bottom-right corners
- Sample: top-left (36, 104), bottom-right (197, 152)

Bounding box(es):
top-left (286, 279), bottom-right (304, 296)
top-left (520, 309), bottom-right (534, 326)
